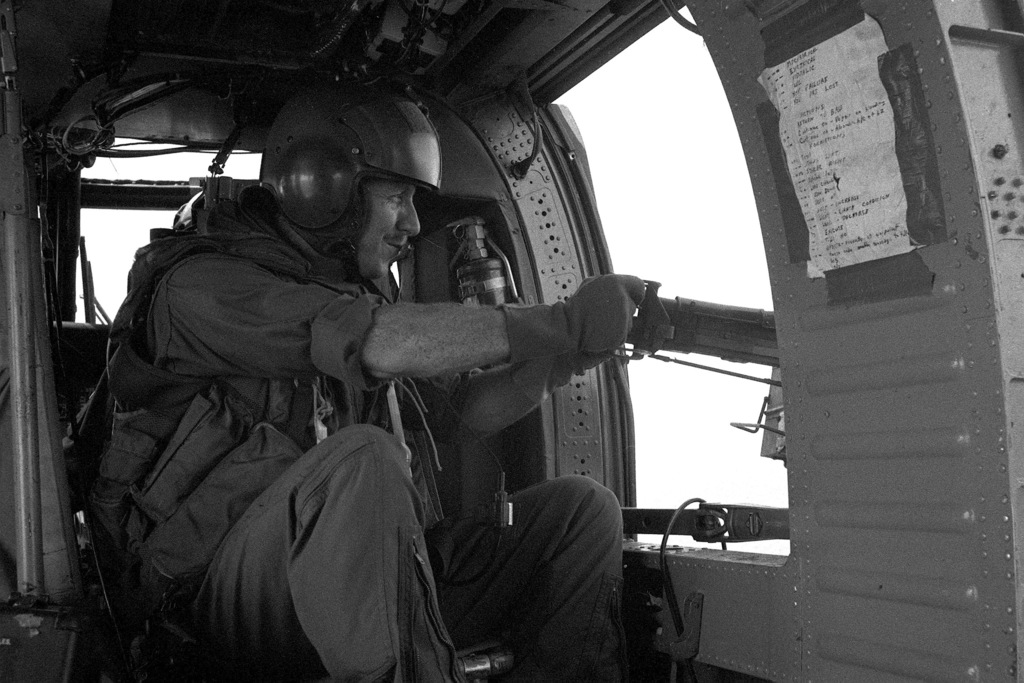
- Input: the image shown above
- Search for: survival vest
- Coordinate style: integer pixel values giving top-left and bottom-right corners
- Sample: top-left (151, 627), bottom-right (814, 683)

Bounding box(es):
top-left (89, 221), bottom-right (326, 611)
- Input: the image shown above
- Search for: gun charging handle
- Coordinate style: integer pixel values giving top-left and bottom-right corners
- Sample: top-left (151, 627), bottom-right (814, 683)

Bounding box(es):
top-left (628, 280), bottom-right (675, 358)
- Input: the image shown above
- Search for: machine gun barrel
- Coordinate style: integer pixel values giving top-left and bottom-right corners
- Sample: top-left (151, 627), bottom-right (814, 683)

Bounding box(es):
top-left (628, 281), bottom-right (779, 367)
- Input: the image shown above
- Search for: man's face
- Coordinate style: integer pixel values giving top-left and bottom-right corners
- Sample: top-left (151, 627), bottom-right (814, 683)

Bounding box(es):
top-left (355, 178), bottom-right (421, 280)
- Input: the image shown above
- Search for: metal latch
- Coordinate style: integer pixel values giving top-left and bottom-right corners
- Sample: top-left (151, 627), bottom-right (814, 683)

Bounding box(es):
top-left (691, 504), bottom-right (790, 543)
top-left (659, 588), bottom-right (704, 662)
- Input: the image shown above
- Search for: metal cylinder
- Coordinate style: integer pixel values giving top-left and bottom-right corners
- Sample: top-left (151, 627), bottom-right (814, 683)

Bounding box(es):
top-left (2, 44), bottom-right (45, 594)
top-left (457, 257), bottom-right (509, 306)
top-left (4, 209), bottom-right (46, 597)
top-left (459, 647), bottom-right (515, 677)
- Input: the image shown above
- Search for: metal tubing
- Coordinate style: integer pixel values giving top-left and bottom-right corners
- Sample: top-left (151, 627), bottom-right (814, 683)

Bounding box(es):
top-left (948, 24), bottom-right (1024, 48)
top-left (80, 178), bottom-right (197, 210)
top-left (4, 209), bottom-right (46, 596)
top-left (2, 6), bottom-right (45, 593)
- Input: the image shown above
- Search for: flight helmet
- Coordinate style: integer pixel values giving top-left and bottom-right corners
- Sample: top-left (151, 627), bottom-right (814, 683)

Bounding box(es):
top-left (260, 87), bottom-right (442, 231)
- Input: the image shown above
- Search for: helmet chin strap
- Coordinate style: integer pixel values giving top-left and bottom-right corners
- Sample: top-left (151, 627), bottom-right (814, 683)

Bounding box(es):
top-left (320, 234), bottom-right (360, 266)
top-left (281, 195), bottom-right (371, 280)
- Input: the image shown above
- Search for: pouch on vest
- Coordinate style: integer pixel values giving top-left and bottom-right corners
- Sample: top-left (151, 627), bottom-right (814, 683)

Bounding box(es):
top-left (129, 383), bottom-right (254, 530)
top-left (139, 423), bottom-right (302, 593)
top-left (90, 407), bottom-right (173, 573)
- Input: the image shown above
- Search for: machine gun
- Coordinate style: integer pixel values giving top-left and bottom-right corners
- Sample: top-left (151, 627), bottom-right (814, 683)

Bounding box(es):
top-left (622, 280), bottom-right (788, 545)
top-left (627, 280), bottom-right (778, 368)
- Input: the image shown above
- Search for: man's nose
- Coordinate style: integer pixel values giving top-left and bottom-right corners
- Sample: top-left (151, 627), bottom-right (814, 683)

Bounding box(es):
top-left (399, 202), bottom-right (421, 237)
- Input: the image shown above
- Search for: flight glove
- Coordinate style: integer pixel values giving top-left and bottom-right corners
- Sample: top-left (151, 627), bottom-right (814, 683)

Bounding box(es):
top-left (502, 274), bottom-right (645, 388)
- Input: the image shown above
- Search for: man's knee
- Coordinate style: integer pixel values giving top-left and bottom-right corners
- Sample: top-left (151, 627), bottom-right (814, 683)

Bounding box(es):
top-left (313, 423), bottom-right (409, 479)
top-left (555, 475), bottom-right (622, 532)
top-left (294, 424), bottom-right (419, 525)
top-left (569, 479), bottom-right (622, 528)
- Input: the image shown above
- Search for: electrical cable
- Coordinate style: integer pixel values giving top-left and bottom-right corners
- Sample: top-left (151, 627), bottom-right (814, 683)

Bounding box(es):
top-left (511, 109), bottom-right (544, 179)
top-left (310, 0), bottom-right (372, 60)
top-left (52, 114), bottom-right (115, 161)
top-left (43, 72), bottom-right (202, 162)
top-left (95, 145), bottom-right (206, 158)
top-left (611, 357), bottom-right (637, 507)
top-left (659, 0), bottom-right (701, 35)
top-left (431, 379), bottom-right (513, 588)
top-left (93, 74), bottom-right (193, 125)
top-left (107, 140), bottom-right (225, 150)
top-left (434, 375), bottom-right (508, 479)
top-left (39, 161), bottom-right (90, 440)
top-left (395, 0), bottom-right (441, 66)
top-left (659, 497), bottom-right (704, 635)
top-left (395, 378), bottom-right (443, 472)
top-left (82, 506), bottom-right (133, 678)
top-left (49, 119), bottom-right (220, 161)
top-left (400, 0), bottom-right (448, 30)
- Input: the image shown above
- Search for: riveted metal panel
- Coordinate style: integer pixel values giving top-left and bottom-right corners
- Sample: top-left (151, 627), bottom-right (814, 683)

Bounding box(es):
top-left (462, 96), bottom-right (628, 493)
top-left (625, 543), bottom-right (800, 681)
top-left (659, 0), bottom-right (1024, 678)
top-left (940, 1), bottom-right (1024, 677)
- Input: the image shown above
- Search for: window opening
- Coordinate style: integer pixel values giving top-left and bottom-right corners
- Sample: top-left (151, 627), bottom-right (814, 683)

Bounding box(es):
top-left (75, 146), bottom-right (262, 324)
top-left (556, 21), bottom-right (788, 555)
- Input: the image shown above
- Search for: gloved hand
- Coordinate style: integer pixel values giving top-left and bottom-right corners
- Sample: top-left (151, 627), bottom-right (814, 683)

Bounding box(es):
top-left (502, 274), bottom-right (645, 390)
top-left (563, 274), bottom-right (646, 371)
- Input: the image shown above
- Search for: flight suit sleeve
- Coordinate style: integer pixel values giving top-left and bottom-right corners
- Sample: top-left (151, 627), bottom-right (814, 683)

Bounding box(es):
top-left (148, 255), bottom-right (386, 387)
top-left (309, 296), bottom-right (384, 391)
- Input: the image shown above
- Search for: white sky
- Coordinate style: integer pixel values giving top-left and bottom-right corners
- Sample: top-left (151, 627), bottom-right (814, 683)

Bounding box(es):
top-left (80, 18), bottom-right (789, 553)
top-left (555, 21), bottom-right (787, 552)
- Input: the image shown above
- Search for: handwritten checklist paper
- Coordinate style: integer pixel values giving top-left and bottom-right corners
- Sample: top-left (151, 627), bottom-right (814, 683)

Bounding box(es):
top-left (758, 16), bottom-right (911, 276)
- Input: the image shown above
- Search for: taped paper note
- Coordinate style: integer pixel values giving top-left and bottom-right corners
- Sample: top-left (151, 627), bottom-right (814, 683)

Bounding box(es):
top-left (759, 16), bottom-right (910, 276)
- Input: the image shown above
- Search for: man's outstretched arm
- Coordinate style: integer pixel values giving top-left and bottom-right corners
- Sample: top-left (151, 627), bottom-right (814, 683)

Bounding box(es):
top-left (361, 303), bottom-right (510, 378)
top-left (360, 275), bottom-right (646, 432)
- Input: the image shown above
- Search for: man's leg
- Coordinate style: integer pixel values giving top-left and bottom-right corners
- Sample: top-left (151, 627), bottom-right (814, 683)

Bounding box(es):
top-left (191, 424), bottom-right (458, 681)
top-left (432, 475), bottom-right (627, 681)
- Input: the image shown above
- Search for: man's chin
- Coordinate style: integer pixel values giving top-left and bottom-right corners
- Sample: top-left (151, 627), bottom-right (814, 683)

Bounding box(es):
top-left (356, 259), bottom-right (389, 281)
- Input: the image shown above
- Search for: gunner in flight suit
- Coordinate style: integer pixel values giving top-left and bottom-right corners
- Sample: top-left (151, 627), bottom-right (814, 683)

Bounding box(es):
top-left (92, 83), bottom-right (643, 681)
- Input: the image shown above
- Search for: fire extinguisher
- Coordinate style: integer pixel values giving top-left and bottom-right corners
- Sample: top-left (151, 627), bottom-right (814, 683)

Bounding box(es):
top-left (448, 216), bottom-right (519, 306)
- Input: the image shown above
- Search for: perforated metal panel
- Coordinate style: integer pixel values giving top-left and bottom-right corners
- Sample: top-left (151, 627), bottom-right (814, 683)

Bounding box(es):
top-left (464, 97), bottom-right (627, 492)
